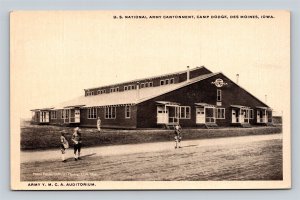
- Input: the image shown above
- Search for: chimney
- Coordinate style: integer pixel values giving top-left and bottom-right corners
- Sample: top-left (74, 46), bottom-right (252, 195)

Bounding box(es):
top-left (236, 74), bottom-right (239, 84)
top-left (265, 94), bottom-right (267, 103)
top-left (187, 66), bottom-right (190, 82)
top-left (136, 82), bottom-right (140, 100)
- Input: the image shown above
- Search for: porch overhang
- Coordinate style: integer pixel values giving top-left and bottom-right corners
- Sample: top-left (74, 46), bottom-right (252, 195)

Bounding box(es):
top-left (156, 101), bottom-right (180, 106)
top-left (231, 105), bottom-right (250, 109)
top-left (64, 105), bottom-right (85, 109)
top-left (30, 107), bottom-right (54, 112)
top-left (256, 106), bottom-right (272, 111)
top-left (195, 103), bottom-right (215, 108)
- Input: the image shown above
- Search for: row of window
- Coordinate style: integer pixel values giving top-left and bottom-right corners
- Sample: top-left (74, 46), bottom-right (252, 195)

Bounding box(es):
top-left (86, 91), bottom-right (94, 96)
top-left (110, 87), bottom-right (119, 93)
top-left (177, 107), bottom-right (225, 119)
top-left (124, 85), bottom-right (135, 91)
top-left (44, 107), bottom-right (256, 121)
top-left (160, 78), bottom-right (175, 86)
top-left (214, 108), bottom-right (255, 119)
top-left (88, 106), bottom-right (131, 119)
top-left (97, 89), bottom-right (106, 95)
top-left (48, 107), bottom-right (130, 120)
top-left (140, 81), bottom-right (153, 88)
top-left (86, 78), bottom-right (176, 96)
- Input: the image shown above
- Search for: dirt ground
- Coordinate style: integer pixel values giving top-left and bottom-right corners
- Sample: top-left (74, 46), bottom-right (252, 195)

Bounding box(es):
top-left (21, 134), bottom-right (282, 181)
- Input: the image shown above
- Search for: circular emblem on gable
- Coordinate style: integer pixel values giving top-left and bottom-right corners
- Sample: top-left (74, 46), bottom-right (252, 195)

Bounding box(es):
top-left (214, 78), bottom-right (224, 87)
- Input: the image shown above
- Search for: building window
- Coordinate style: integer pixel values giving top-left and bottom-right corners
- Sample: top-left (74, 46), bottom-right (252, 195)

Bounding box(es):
top-left (97, 89), bottom-right (106, 95)
top-left (140, 83), bottom-right (144, 88)
top-left (51, 111), bottom-right (57, 119)
top-left (125, 105), bottom-right (131, 118)
top-left (105, 107), bottom-right (116, 119)
top-left (116, 87), bottom-right (119, 92)
top-left (90, 91), bottom-right (94, 95)
top-left (170, 78), bottom-right (174, 84)
top-left (65, 110), bottom-right (69, 119)
top-left (88, 108), bottom-right (97, 119)
top-left (98, 89), bottom-right (106, 94)
top-left (36, 112), bottom-right (39, 121)
top-left (61, 110), bottom-right (69, 119)
top-left (124, 86), bottom-right (128, 91)
top-left (131, 85), bottom-right (135, 90)
top-left (86, 91), bottom-right (91, 96)
top-left (165, 79), bottom-right (169, 85)
top-left (61, 110), bottom-right (68, 119)
top-left (216, 108), bottom-right (225, 119)
top-left (145, 82), bottom-right (149, 88)
top-left (179, 106), bottom-right (191, 119)
top-left (149, 82), bottom-right (153, 87)
top-left (160, 80), bottom-right (165, 86)
top-left (217, 89), bottom-right (222, 101)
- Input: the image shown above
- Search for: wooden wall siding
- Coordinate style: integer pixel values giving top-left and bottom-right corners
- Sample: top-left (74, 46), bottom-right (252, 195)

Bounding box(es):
top-left (31, 111), bottom-right (40, 123)
top-left (137, 73), bottom-right (268, 128)
top-left (80, 105), bottom-right (137, 128)
top-left (49, 110), bottom-right (65, 125)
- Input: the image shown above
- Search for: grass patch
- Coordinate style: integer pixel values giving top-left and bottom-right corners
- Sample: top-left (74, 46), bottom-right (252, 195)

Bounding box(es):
top-left (21, 124), bottom-right (282, 150)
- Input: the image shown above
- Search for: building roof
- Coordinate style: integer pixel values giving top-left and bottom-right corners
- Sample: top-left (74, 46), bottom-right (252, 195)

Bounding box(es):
top-left (51, 72), bottom-right (219, 109)
top-left (84, 66), bottom-right (207, 91)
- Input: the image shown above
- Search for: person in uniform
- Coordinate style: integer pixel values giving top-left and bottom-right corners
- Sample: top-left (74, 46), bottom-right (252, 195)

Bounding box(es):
top-left (72, 127), bottom-right (82, 161)
top-left (60, 131), bottom-right (69, 162)
top-left (174, 124), bottom-right (182, 149)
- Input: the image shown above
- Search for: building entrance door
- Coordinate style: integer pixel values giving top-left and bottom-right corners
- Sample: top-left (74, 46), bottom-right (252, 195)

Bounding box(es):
top-left (45, 112), bottom-right (49, 122)
top-left (157, 106), bottom-right (169, 124)
top-left (75, 109), bottom-right (80, 123)
top-left (196, 107), bottom-right (205, 124)
top-left (232, 110), bottom-right (237, 123)
top-left (240, 110), bottom-right (245, 123)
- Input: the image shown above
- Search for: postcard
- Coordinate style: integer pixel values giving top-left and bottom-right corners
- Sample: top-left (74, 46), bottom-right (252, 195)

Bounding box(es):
top-left (10, 10), bottom-right (290, 190)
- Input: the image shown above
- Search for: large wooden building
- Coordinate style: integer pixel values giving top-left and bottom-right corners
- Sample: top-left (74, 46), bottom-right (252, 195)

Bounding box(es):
top-left (31, 66), bottom-right (273, 129)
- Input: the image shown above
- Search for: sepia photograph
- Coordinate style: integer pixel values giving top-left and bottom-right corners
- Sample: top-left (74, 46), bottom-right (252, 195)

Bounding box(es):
top-left (10, 10), bottom-right (291, 190)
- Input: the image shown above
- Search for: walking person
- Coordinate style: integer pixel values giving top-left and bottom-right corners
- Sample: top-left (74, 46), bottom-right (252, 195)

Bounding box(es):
top-left (60, 131), bottom-right (69, 162)
top-left (174, 124), bottom-right (182, 149)
top-left (72, 127), bottom-right (82, 161)
top-left (97, 117), bottom-right (101, 132)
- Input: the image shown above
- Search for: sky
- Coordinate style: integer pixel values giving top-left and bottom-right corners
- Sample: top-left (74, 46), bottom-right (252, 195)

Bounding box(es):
top-left (10, 10), bottom-right (290, 118)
